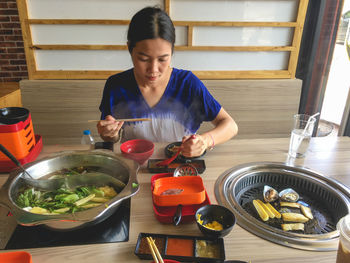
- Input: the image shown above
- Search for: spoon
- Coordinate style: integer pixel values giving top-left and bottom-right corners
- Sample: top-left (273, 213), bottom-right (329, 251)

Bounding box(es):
top-left (0, 144), bottom-right (126, 191)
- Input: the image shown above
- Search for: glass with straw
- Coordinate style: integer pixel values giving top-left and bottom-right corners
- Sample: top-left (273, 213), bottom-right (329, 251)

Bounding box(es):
top-left (288, 113), bottom-right (319, 158)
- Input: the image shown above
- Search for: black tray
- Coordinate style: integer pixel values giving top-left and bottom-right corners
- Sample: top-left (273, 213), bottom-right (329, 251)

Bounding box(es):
top-left (135, 232), bottom-right (225, 262)
top-left (147, 159), bottom-right (206, 174)
top-left (165, 142), bottom-right (206, 161)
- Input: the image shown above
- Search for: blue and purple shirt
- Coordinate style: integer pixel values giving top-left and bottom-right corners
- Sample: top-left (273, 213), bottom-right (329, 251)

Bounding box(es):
top-left (99, 68), bottom-right (221, 142)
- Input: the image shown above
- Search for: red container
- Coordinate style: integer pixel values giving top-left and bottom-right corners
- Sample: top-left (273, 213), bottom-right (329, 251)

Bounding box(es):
top-left (120, 139), bottom-right (154, 165)
top-left (0, 112), bottom-right (36, 161)
top-left (0, 251), bottom-right (32, 263)
top-left (151, 173), bottom-right (211, 224)
top-left (0, 134), bottom-right (42, 172)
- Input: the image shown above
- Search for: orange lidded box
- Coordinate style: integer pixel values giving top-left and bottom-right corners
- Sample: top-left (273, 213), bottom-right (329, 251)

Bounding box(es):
top-left (0, 114), bottom-right (36, 161)
top-left (152, 176), bottom-right (206, 207)
top-left (0, 251), bottom-right (32, 263)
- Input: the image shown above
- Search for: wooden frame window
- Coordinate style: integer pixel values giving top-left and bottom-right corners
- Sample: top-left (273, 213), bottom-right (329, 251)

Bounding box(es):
top-left (17, 0), bottom-right (309, 79)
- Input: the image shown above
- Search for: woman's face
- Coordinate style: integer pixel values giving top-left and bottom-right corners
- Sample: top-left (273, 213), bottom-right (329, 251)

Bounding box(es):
top-left (131, 38), bottom-right (172, 86)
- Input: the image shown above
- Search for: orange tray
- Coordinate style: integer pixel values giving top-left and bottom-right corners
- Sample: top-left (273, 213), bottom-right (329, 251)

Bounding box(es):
top-left (151, 173), bottom-right (211, 224)
top-left (0, 251), bottom-right (32, 263)
top-left (152, 176), bottom-right (206, 206)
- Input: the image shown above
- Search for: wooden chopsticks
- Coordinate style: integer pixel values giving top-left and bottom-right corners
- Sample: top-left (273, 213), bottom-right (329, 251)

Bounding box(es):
top-left (146, 236), bottom-right (164, 263)
top-left (88, 118), bottom-right (151, 123)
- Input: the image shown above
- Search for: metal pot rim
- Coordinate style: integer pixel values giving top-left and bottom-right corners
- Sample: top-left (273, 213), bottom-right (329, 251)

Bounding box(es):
top-left (0, 150), bottom-right (139, 228)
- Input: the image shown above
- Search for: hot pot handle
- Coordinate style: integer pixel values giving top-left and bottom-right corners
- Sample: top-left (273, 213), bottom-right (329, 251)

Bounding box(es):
top-left (116, 176), bottom-right (140, 200)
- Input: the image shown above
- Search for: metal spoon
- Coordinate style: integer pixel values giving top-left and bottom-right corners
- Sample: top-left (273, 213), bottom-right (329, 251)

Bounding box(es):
top-left (0, 144), bottom-right (126, 191)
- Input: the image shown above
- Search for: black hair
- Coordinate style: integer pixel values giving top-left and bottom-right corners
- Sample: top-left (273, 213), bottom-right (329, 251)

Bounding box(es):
top-left (127, 6), bottom-right (175, 54)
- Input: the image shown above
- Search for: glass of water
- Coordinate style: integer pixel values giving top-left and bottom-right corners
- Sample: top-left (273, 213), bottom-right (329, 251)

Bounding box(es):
top-left (288, 114), bottom-right (317, 158)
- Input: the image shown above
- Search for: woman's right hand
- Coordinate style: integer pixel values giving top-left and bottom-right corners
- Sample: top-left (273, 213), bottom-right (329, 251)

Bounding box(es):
top-left (97, 115), bottom-right (124, 142)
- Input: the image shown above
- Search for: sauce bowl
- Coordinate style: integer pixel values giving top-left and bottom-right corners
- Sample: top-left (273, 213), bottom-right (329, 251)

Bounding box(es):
top-left (195, 204), bottom-right (236, 238)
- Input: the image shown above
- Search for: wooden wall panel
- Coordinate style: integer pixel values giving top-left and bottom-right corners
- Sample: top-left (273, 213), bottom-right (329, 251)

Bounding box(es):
top-left (20, 79), bottom-right (301, 144)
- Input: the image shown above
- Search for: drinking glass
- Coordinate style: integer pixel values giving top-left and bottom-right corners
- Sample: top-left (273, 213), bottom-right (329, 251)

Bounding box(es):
top-left (336, 214), bottom-right (350, 263)
top-left (288, 114), bottom-right (316, 158)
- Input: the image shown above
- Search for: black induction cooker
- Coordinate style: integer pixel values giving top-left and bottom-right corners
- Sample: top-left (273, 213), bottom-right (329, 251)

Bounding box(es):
top-left (0, 199), bottom-right (130, 249)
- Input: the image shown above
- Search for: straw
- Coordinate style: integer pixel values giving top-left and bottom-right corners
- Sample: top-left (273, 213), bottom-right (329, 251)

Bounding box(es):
top-left (302, 112), bottom-right (320, 135)
top-left (88, 118), bottom-right (151, 123)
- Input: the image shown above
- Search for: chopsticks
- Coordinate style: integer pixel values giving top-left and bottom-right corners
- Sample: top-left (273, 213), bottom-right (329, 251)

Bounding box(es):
top-left (88, 118), bottom-right (151, 123)
top-left (146, 236), bottom-right (164, 263)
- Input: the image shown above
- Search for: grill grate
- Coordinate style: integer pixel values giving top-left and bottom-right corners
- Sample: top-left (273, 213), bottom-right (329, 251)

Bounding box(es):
top-left (235, 172), bottom-right (346, 235)
top-left (215, 162), bottom-right (350, 250)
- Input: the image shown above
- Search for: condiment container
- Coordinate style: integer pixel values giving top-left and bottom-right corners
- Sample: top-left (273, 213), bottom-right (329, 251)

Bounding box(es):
top-left (148, 159), bottom-right (206, 174)
top-left (135, 232), bottom-right (225, 262)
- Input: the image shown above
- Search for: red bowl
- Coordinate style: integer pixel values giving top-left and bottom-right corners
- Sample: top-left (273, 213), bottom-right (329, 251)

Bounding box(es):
top-left (120, 139), bottom-right (154, 165)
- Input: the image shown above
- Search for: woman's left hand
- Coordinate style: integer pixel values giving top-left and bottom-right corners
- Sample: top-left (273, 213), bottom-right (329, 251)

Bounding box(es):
top-left (181, 134), bottom-right (207, 157)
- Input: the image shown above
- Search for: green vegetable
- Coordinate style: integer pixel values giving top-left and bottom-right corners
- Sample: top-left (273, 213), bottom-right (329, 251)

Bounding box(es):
top-left (15, 170), bottom-right (119, 215)
top-left (91, 188), bottom-right (105, 197)
top-left (62, 194), bottom-right (79, 203)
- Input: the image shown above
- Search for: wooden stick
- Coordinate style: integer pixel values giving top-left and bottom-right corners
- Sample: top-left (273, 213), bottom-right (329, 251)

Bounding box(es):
top-left (146, 237), bottom-right (159, 263)
top-left (149, 237), bottom-right (164, 263)
top-left (88, 118), bottom-right (151, 123)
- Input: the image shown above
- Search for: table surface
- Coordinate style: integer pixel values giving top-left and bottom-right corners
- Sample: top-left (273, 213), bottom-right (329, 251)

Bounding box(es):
top-left (1, 136), bottom-right (350, 263)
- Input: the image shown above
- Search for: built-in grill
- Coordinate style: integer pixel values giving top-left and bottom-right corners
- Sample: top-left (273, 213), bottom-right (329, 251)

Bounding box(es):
top-left (214, 162), bottom-right (350, 251)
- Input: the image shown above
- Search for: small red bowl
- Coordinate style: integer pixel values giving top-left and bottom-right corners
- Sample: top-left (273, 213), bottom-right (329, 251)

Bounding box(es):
top-left (120, 139), bottom-right (154, 165)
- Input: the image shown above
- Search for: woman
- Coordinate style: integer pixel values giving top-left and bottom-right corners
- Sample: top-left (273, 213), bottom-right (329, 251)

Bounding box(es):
top-left (97, 6), bottom-right (238, 157)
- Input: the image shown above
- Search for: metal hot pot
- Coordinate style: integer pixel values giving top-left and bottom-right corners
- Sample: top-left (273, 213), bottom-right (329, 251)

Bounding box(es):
top-left (0, 150), bottom-right (139, 231)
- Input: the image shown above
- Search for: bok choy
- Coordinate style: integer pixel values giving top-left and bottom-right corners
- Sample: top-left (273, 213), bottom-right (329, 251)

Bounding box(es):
top-left (16, 185), bottom-right (117, 215)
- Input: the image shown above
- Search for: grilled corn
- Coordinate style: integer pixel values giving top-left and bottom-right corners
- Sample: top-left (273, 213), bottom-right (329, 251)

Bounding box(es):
top-left (265, 202), bottom-right (281, 218)
top-left (256, 199), bottom-right (275, 219)
top-left (253, 199), bottom-right (269, 221)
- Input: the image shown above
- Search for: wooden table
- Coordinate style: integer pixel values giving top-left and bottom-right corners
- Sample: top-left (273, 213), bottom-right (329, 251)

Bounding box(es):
top-left (1, 137), bottom-right (350, 263)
